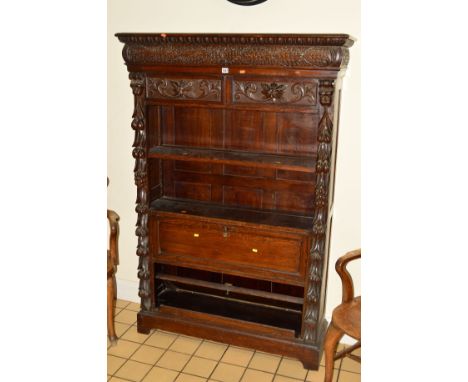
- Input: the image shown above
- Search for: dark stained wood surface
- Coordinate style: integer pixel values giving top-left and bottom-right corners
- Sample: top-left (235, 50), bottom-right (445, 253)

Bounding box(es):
top-left (157, 289), bottom-right (302, 334)
top-left (150, 197), bottom-right (314, 231)
top-left (149, 146), bottom-right (316, 173)
top-left (116, 33), bottom-right (352, 370)
top-left (156, 273), bottom-right (304, 305)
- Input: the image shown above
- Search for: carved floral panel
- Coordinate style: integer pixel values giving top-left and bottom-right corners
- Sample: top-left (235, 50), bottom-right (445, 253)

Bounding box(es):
top-left (146, 78), bottom-right (222, 102)
top-left (233, 80), bottom-right (318, 105)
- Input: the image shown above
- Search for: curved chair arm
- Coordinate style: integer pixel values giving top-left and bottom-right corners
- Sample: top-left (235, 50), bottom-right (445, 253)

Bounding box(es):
top-left (107, 209), bottom-right (120, 267)
top-left (336, 249), bottom-right (361, 303)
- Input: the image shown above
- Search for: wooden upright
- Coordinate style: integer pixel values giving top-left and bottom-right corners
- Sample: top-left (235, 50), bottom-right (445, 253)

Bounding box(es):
top-left (116, 33), bottom-right (353, 369)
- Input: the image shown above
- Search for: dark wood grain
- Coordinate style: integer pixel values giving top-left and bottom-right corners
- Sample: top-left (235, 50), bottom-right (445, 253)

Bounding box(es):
top-left (149, 146), bottom-right (315, 173)
top-left (116, 33), bottom-right (352, 370)
top-left (150, 197), bottom-right (314, 231)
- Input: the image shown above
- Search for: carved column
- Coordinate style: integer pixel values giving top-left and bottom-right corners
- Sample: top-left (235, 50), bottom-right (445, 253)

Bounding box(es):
top-left (130, 72), bottom-right (152, 311)
top-left (302, 79), bottom-right (335, 342)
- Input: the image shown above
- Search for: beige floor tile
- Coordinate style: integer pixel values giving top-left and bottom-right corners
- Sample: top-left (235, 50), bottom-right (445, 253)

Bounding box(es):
top-left (176, 373), bottom-right (207, 382)
top-left (116, 299), bottom-right (131, 309)
top-left (115, 309), bottom-right (138, 325)
top-left (157, 350), bottom-right (191, 371)
top-left (340, 357), bottom-right (361, 374)
top-left (115, 360), bottom-right (152, 382)
top-left (115, 322), bottom-right (133, 337)
top-left (240, 369), bottom-right (273, 382)
top-left (122, 326), bottom-right (151, 344)
top-left (142, 366), bottom-right (179, 382)
top-left (210, 363), bottom-right (245, 382)
top-left (183, 356), bottom-right (217, 378)
top-left (108, 339), bottom-right (140, 359)
top-left (276, 358), bottom-right (308, 380)
top-left (338, 371), bottom-right (360, 382)
top-left (195, 341), bottom-right (228, 361)
top-left (272, 376), bottom-right (303, 382)
top-left (306, 367), bottom-right (338, 382)
top-left (110, 377), bottom-right (134, 382)
top-left (108, 355), bottom-right (126, 375)
top-left (145, 331), bottom-right (178, 349)
top-left (170, 336), bottom-right (203, 355)
top-left (131, 345), bottom-right (165, 365)
top-left (221, 346), bottom-right (254, 367)
top-left (126, 302), bottom-right (141, 312)
top-left (247, 352), bottom-right (281, 373)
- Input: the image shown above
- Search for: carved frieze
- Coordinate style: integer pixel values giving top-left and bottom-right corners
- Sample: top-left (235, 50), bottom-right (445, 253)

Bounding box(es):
top-left (146, 78), bottom-right (222, 101)
top-left (233, 80), bottom-right (317, 105)
top-left (120, 42), bottom-right (351, 69)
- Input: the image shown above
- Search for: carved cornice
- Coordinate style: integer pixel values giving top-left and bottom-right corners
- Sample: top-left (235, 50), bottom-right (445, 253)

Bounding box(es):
top-left (116, 33), bottom-right (353, 69)
top-left (116, 33), bottom-right (354, 47)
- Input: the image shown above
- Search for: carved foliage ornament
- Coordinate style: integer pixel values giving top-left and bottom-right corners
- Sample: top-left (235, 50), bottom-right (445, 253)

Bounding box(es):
top-left (122, 44), bottom-right (349, 69)
top-left (130, 72), bottom-right (151, 311)
top-left (147, 78), bottom-right (222, 101)
top-left (234, 80), bottom-right (317, 105)
top-left (302, 79), bottom-right (335, 342)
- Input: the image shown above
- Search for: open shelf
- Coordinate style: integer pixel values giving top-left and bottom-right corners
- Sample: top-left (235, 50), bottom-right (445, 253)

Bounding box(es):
top-left (150, 197), bottom-right (314, 231)
top-left (157, 287), bottom-right (302, 335)
top-left (156, 273), bottom-right (304, 305)
top-left (148, 145), bottom-right (316, 173)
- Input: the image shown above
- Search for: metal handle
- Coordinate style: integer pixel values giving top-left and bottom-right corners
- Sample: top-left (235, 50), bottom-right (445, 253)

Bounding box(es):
top-left (251, 248), bottom-right (258, 253)
top-left (193, 233), bottom-right (199, 238)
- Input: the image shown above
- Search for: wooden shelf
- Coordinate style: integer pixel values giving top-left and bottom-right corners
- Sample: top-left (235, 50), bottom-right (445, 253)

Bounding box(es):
top-left (157, 288), bottom-right (302, 334)
top-left (148, 146), bottom-right (316, 173)
top-left (150, 197), bottom-right (314, 231)
top-left (156, 273), bottom-right (304, 305)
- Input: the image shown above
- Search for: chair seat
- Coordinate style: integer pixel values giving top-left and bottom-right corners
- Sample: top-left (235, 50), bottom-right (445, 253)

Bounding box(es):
top-left (332, 296), bottom-right (361, 340)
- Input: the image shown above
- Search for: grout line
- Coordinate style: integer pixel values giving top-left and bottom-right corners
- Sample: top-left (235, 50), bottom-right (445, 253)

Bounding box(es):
top-left (164, 335), bottom-right (206, 382)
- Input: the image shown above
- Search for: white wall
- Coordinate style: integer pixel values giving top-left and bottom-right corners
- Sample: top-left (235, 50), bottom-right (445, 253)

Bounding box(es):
top-left (108, 0), bottom-right (360, 320)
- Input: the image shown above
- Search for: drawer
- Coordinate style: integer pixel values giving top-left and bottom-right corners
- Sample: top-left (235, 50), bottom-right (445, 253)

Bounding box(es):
top-left (145, 76), bottom-right (223, 102)
top-left (156, 217), bottom-right (307, 276)
top-left (231, 77), bottom-right (318, 107)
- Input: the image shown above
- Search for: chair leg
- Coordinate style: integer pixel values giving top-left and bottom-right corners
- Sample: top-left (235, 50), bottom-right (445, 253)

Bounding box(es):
top-left (107, 275), bottom-right (118, 345)
top-left (323, 321), bottom-right (344, 382)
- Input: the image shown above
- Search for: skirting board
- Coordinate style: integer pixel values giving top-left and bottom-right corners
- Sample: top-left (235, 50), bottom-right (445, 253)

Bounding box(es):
top-left (115, 277), bottom-right (357, 345)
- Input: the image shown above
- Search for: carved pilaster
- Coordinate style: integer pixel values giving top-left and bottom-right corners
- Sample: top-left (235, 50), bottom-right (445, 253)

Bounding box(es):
top-left (130, 72), bottom-right (151, 311)
top-left (302, 79), bottom-right (335, 342)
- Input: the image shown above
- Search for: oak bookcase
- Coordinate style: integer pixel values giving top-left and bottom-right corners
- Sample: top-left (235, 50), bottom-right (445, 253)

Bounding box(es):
top-left (116, 33), bottom-right (353, 369)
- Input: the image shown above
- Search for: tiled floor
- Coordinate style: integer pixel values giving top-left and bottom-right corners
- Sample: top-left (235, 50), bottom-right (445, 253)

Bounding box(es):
top-left (108, 299), bottom-right (361, 382)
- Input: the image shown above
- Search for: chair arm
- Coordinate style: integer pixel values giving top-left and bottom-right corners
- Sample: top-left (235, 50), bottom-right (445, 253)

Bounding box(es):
top-left (336, 249), bottom-right (361, 303)
top-left (107, 209), bottom-right (120, 266)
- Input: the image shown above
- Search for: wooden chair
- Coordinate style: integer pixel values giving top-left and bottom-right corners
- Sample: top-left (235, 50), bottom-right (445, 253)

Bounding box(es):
top-left (107, 208), bottom-right (120, 345)
top-left (323, 249), bottom-right (361, 382)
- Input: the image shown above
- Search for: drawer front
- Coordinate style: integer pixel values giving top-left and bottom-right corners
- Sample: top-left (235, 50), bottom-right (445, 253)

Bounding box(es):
top-left (157, 217), bottom-right (306, 275)
top-left (146, 77), bottom-right (223, 102)
top-left (232, 77), bottom-right (318, 107)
